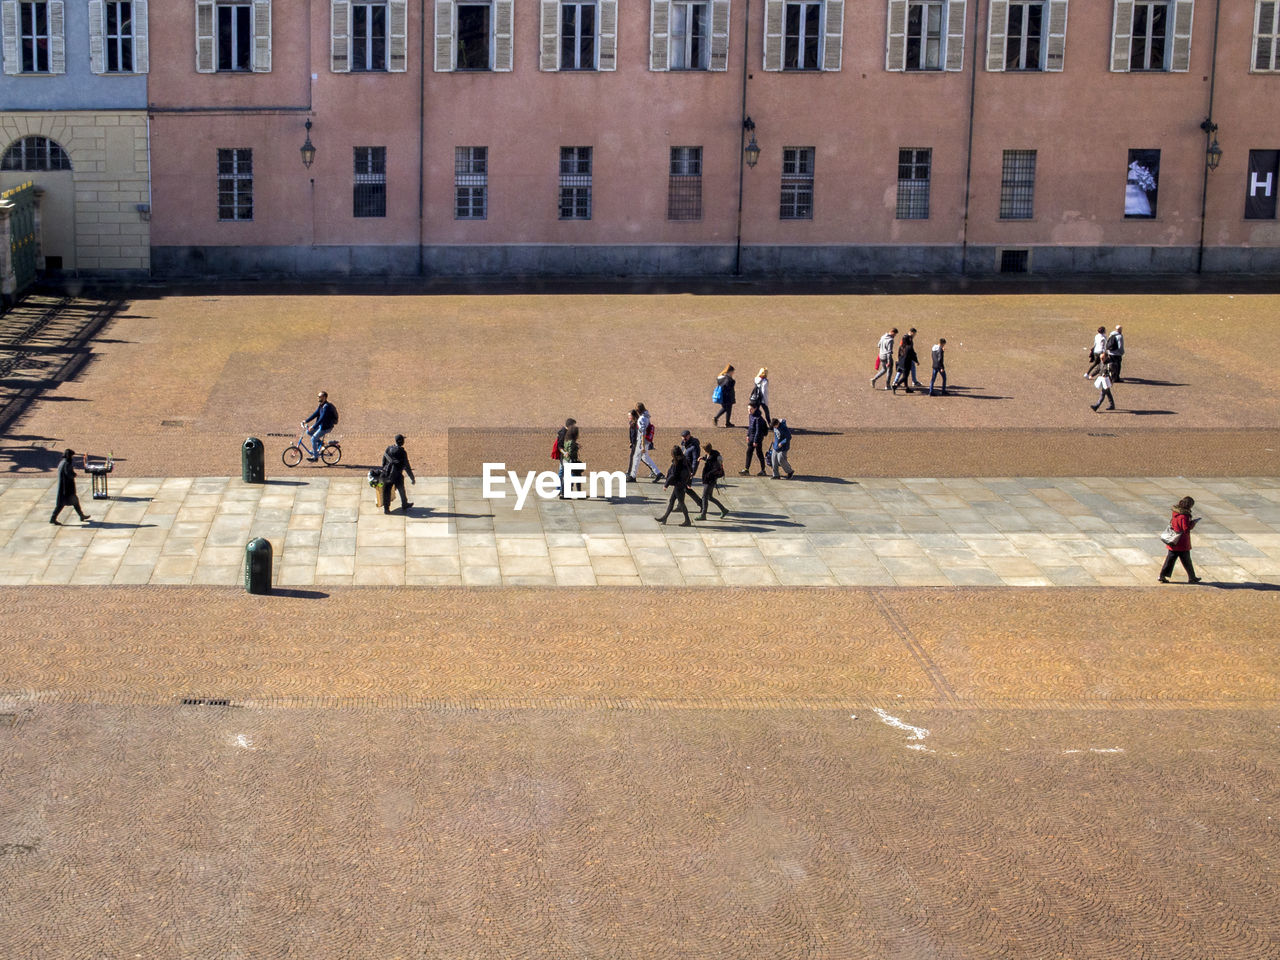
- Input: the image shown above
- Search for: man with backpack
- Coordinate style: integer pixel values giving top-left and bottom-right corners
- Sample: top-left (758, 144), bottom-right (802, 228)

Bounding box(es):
top-left (380, 434), bottom-right (415, 514)
top-left (769, 418), bottom-right (794, 479)
top-left (1106, 325), bottom-right (1125, 381)
top-left (301, 391), bottom-right (338, 461)
top-left (553, 417), bottom-right (576, 497)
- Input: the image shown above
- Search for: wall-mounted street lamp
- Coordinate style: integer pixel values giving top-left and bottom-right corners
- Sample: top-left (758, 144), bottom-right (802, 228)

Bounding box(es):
top-left (1200, 119), bottom-right (1221, 172)
top-left (300, 119), bottom-right (317, 169)
top-left (743, 117), bottom-right (760, 169)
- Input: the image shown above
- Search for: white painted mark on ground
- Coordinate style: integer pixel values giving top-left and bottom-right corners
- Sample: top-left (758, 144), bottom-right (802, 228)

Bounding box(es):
top-left (873, 708), bottom-right (930, 741)
top-left (234, 734), bottom-right (255, 750)
top-left (1062, 747), bottom-right (1124, 755)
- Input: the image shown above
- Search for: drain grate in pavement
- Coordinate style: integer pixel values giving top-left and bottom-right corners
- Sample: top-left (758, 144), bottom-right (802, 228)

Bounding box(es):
top-left (0, 713), bottom-right (15, 726)
top-left (1087, 432), bottom-right (1118, 438)
top-left (160, 419), bottom-right (185, 427)
top-left (266, 432), bottom-right (291, 438)
top-left (179, 697), bottom-right (233, 707)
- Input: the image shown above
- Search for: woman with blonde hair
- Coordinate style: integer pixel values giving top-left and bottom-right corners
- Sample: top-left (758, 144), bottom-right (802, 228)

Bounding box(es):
top-left (713, 364), bottom-right (736, 428)
top-left (751, 367), bottom-right (770, 423)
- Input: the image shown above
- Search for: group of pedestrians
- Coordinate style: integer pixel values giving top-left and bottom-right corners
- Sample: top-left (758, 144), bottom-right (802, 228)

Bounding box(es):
top-left (1085, 325), bottom-right (1125, 412)
top-left (870, 327), bottom-right (947, 396)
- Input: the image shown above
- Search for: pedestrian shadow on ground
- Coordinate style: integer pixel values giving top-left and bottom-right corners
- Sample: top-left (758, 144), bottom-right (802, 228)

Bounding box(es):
top-left (265, 479), bottom-right (309, 486)
top-left (1191, 581), bottom-right (1280, 591)
top-left (1119, 409), bottom-right (1176, 416)
top-left (79, 521), bottom-right (158, 530)
top-left (716, 511), bottom-right (806, 530)
top-left (403, 506), bottom-right (490, 520)
top-left (270, 588), bottom-right (330, 599)
top-left (789, 428), bottom-right (842, 436)
top-left (789, 475), bottom-right (856, 485)
top-left (925, 385), bottom-right (1011, 400)
top-left (1115, 378), bottom-right (1186, 387)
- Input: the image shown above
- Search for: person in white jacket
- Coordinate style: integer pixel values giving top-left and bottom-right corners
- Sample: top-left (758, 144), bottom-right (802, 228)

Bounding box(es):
top-left (870, 329), bottom-right (897, 389)
top-left (629, 402), bottom-right (663, 483)
top-left (751, 368), bottom-right (771, 423)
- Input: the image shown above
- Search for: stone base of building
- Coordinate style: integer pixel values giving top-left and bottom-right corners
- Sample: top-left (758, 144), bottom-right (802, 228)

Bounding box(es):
top-left (149, 244), bottom-right (1280, 280)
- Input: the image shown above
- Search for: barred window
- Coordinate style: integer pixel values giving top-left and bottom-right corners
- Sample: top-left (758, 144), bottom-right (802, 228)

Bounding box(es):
top-left (906, 0), bottom-right (943, 70)
top-left (19, 1), bottom-right (51, 73)
top-left (106, 1), bottom-right (135, 72)
top-left (780, 146), bottom-right (814, 220)
top-left (896, 148), bottom-right (931, 220)
top-left (217, 148), bottom-right (253, 221)
top-left (1, 136), bottom-right (72, 171)
top-left (455, 146), bottom-right (488, 220)
top-left (353, 146), bottom-right (387, 218)
top-left (352, 2), bottom-right (388, 71)
top-left (559, 146), bottom-right (592, 220)
top-left (1005, 1), bottom-right (1043, 70)
top-left (1256, 1), bottom-right (1279, 71)
top-left (999, 149), bottom-right (1036, 220)
top-left (1130, 1), bottom-right (1169, 71)
top-left (668, 146), bottom-right (702, 220)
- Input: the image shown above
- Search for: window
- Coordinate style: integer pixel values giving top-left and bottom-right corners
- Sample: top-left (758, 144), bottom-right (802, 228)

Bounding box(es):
top-left (559, 146), bottom-right (592, 219)
top-left (455, 146), bottom-right (488, 219)
top-left (217, 148), bottom-right (253, 221)
top-left (217, 1), bottom-right (252, 70)
top-left (1255, 0), bottom-right (1279, 70)
top-left (1005, 1), bottom-right (1042, 69)
top-left (99, 1), bottom-right (134, 71)
top-left (780, 146), bottom-right (814, 219)
top-left (784, 0), bottom-right (821, 69)
top-left (1, 136), bottom-right (72, 171)
top-left (668, 146), bottom-right (702, 220)
top-left (670, 1), bottom-right (708, 69)
top-left (999, 149), bottom-right (1035, 219)
top-left (561, 0), bottom-right (595, 69)
top-left (1130, 0), bottom-right (1167, 70)
top-left (353, 146), bottom-right (386, 218)
top-left (896, 148), bottom-right (931, 219)
top-left (906, 0), bottom-right (943, 69)
top-left (18, 1), bottom-right (50, 72)
top-left (455, 1), bottom-right (490, 68)
top-left (352, 2), bottom-right (387, 70)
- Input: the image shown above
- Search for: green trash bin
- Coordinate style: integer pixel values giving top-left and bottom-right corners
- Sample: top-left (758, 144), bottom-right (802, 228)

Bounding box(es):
top-left (242, 437), bottom-right (265, 484)
top-left (244, 537), bottom-right (272, 594)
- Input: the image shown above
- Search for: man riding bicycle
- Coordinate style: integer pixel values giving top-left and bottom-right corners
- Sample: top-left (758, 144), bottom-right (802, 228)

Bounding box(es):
top-left (302, 391), bottom-right (339, 461)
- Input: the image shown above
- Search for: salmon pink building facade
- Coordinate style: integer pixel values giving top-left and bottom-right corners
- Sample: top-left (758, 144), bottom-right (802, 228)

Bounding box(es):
top-left (5, 0), bottom-right (1280, 277)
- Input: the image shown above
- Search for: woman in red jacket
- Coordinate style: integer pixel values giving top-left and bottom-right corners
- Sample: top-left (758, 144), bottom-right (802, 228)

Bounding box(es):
top-left (1159, 496), bottom-right (1203, 584)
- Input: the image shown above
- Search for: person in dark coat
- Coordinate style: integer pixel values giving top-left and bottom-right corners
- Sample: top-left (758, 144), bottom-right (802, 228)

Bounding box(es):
top-left (739, 404), bottom-right (768, 475)
top-left (380, 434), bottom-right (415, 514)
top-left (50, 448), bottom-right (90, 525)
top-left (1159, 495), bottom-right (1203, 584)
top-left (655, 445), bottom-right (693, 526)
top-left (697, 443), bottom-right (729, 520)
top-left (713, 364), bottom-right (736, 428)
top-left (679, 430), bottom-right (704, 512)
top-left (892, 335), bottom-right (918, 393)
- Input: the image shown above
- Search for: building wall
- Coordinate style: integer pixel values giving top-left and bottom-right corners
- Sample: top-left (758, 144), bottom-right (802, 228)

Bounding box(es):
top-left (137, 0), bottom-right (1280, 276)
top-left (0, 111), bottom-right (150, 273)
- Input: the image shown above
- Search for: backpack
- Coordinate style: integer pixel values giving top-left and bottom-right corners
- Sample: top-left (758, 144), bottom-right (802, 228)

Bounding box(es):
top-left (749, 384), bottom-right (763, 407)
top-left (321, 404), bottom-right (339, 430)
top-left (1106, 333), bottom-right (1121, 354)
top-left (644, 421), bottom-right (654, 443)
top-left (712, 383), bottom-right (724, 404)
top-left (551, 436), bottom-right (561, 461)
top-left (705, 452), bottom-right (724, 482)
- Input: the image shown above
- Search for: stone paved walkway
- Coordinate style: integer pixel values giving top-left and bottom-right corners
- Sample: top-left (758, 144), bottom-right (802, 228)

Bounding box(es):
top-left (3, 473), bottom-right (1278, 588)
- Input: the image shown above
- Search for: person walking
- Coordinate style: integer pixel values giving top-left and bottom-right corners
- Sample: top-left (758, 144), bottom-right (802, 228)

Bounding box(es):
top-left (1107, 325), bottom-right (1125, 381)
top-left (655, 445), bottom-right (693, 526)
top-left (713, 365), bottom-right (737, 428)
top-left (49, 448), bottom-right (90, 525)
top-left (627, 409), bottom-right (639, 473)
top-left (696, 443), bottom-right (729, 520)
top-left (629, 402), bottom-right (663, 483)
top-left (769, 418), bottom-right (794, 479)
top-left (750, 368), bottom-right (771, 424)
top-left (680, 430), bottom-right (704, 511)
top-left (1085, 326), bottom-right (1107, 378)
top-left (555, 417), bottom-right (576, 497)
top-left (379, 434), bottom-right (415, 513)
top-left (906, 328), bottom-right (924, 387)
top-left (560, 424), bottom-right (582, 498)
top-left (301, 391), bottom-right (339, 461)
top-left (740, 403), bottom-right (768, 475)
top-left (870, 328), bottom-right (897, 389)
top-left (1090, 368), bottom-right (1116, 412)
top-left (892, 334), bottom-right (918, 394)
top-left (1159, 496), bottom-right (1203, 584)
top-left (928, 338), bottom-right (947, 396)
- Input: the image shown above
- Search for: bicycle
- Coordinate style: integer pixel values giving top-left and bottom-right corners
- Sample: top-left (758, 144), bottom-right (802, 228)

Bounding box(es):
top-left (282, 430), bottom-right (342, 467)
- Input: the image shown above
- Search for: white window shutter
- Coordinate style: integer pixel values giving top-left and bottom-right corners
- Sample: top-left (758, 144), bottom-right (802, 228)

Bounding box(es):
top-left (48, 0), bottom-right (65, 74)
top-left (195, 0), bottom-right (215, 72)
top-left (389, 0), bottom-right (408, 70)
top-left (762, 0), bottom-right (783, 70)
top-left (251, 0), bottom-right (271, 72)
top-left (89, 0), bottom-right (106, 74)
top-left (1, 0), bottom-right (17, 74)
top-left (1110, 0), bottom-right (1132, 71)
top-left (822, 0), bottom-right (843, 70)
top-left (598, 0), bottom-right (617, 69)
top-left (494, 0), bottom-right (513, 71)
top-left (650, 0), bottom-right (669, 71)
top-left (539, 0), bottom-right (559, 70)
top-left (1169, 0), bottom-right (1193, 71)
top-left (133, 0), bottom-right (149, 72)
top-left (885, 0), bottom-right (906, 70)
top-left (331, 0), bottom-right (351, 72)
top-left (1250, 0), bottom-right (1262, 71)
top-left (434, 0), bottom-right (454, 70)
top-left (1044, 0), bottom-right (1067, 71)
top-left (709, 0), bottom-right (730, 70)
top-left (985, 0), bottom-right (1006, 71)
top-left (944, 0), bottom-right (966, 71)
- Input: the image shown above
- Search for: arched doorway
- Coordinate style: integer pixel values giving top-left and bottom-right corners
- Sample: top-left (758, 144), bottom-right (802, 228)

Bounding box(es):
top-left (1, 136), bottom-right (75, 271)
